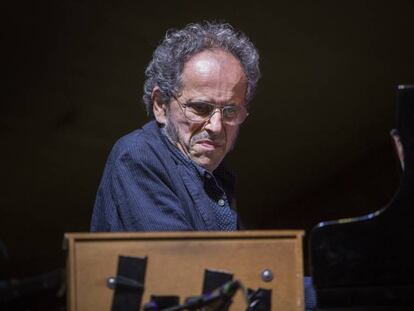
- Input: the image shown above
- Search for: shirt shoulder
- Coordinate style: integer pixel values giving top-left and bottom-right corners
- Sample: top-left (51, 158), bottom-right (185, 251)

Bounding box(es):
top-left (107, 120), bottom-right (170, 167)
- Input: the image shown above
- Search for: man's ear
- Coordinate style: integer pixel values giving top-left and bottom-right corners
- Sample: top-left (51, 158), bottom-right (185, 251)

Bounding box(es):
top-left (391, 129), bottom-right (405, 170)
top-left (152, 87), bottom-right (167, 124)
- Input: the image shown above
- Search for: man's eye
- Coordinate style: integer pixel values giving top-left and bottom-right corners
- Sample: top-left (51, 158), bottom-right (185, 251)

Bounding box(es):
top-left (187, 102), bottom-right (212, 115)
top-left (223, 106), bottom-right (238, 117)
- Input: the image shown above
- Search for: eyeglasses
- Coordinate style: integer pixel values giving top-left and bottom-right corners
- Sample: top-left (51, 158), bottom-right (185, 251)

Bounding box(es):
top-left (172, 95), bottom-right (249, 126)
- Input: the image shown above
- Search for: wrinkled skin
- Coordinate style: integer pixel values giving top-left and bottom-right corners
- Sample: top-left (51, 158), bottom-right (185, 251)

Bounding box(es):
top-left (153, 49), bottom-right (247, 171)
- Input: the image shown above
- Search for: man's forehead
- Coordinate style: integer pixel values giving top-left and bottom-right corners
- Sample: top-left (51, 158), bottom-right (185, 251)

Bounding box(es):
top-left (192, 58), bottom-right (213, 76)
top-left (180, 49), bottom-right (247, 99)
top-left (184, 49), bottom-right (243, 76)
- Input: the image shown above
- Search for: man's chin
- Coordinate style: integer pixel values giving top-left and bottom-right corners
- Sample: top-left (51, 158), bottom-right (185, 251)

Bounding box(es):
top-left (191, 154), bottom-right (222, 172)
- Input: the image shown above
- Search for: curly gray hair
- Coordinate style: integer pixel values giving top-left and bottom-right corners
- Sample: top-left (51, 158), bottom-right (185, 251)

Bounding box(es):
top-left (143, 21), bottom-right (261, 117)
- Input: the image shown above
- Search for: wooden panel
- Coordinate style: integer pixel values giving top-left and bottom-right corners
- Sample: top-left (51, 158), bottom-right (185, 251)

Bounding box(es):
top-left (64, 231), bottom-right (304, 311)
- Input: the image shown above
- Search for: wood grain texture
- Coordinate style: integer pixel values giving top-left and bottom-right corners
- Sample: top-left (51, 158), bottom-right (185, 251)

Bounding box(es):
top-left (65, 230), bottom-right (304, 311)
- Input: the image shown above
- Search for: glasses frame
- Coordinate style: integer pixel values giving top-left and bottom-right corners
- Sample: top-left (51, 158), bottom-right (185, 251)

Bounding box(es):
top-left (172, 95), bottom-right (249, 126)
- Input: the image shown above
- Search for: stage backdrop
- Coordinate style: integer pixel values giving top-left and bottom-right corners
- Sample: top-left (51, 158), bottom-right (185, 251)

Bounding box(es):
top-left (1, 1), bottom-right (414, 278)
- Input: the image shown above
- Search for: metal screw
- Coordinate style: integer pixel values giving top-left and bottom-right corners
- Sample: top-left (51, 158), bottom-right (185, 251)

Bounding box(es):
top-left (261, 269), bottom-right (274, 282)
top-left (107, 277), bottom-right (117, 289)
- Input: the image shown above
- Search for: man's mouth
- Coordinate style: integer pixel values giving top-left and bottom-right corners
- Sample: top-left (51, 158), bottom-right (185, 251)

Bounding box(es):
top-left (195, 139), bottom-right (224, 149)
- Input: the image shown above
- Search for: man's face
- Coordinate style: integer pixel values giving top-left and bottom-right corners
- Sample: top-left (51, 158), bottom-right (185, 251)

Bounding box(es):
top-left (155, 49), bottom-right (247, 171)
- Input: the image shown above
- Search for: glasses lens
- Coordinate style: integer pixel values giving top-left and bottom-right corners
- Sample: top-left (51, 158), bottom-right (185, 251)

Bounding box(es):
top-left (183, 101), bottom-right (248, 125)
top-left (223, 106), bottom-right (248, 125)
top-left (223, 106), bottom-right (239, 119)
top-left (184, 102), bottom-right (213, 121)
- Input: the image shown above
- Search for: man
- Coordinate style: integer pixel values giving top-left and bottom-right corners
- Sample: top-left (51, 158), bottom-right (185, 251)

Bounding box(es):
top-left (90, 22), bottom-right (260, 231)
top-left (391, 85), bottom-right (414, 174)
top-left (389, 85), bottom-right (414, 218)
top-left (309, 85), bottom-right (414, 310)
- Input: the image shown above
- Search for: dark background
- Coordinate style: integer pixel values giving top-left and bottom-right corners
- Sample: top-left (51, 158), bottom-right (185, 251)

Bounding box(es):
top-left (1, 0), bottom-right (414, 292)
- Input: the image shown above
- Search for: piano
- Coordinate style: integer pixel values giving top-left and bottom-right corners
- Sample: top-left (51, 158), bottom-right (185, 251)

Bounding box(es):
top-left (309, 85), bottom-right (414, 310)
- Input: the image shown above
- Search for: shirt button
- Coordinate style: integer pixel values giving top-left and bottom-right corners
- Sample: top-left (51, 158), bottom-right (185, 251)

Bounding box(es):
top-left (218, 199), bottom-right (225, 206)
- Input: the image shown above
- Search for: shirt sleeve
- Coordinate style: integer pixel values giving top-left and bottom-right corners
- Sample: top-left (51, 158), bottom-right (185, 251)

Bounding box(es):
top-left (90, 140), bottom-right (194, 232)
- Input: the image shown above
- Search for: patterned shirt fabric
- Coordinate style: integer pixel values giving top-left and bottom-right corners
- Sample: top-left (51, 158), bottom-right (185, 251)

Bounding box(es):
top-left (304, 276), bottom-right (317, 311)
top-left (203, 171), bottom-right (237, 231)
top-left (90, 120), bottom-right (239, 232)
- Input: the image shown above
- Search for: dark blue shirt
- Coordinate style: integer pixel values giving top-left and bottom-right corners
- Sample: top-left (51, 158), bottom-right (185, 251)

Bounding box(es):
top-left (90, 121), bottom-right (316, 309)
top-left (90, 120), bottom-right (239, 232)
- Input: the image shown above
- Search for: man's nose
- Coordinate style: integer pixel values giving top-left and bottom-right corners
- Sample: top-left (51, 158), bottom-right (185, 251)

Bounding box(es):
top-left (205, 109), bottom-right (224, 133)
